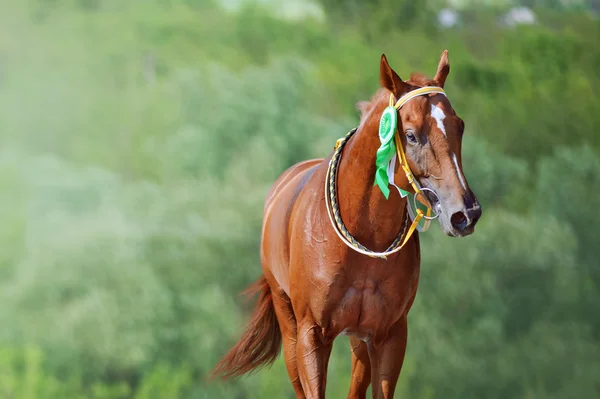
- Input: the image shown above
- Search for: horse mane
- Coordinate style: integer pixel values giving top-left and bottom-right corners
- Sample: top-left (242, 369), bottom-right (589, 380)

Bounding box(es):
top-left (356, 88), bottom-right (388, 121)
top-left (356, 72), bottom-right (438, 123)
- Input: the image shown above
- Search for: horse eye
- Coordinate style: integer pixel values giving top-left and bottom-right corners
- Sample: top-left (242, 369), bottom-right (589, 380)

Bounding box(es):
top-left (406, 132), bottom-right (418, 144)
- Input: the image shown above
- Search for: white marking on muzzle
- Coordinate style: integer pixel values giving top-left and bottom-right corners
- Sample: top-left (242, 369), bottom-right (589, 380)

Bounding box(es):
top-left (452, 153), bottom-right (467, 190)
top-left (431, 104), bottom-right (447, 137)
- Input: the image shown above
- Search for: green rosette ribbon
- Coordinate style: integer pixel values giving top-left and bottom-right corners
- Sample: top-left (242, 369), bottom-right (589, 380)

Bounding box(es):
top-left (374, 106), bottom-right (398, 199)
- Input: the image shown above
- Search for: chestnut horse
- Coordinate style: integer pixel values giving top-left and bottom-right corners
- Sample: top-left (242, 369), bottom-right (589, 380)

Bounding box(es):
top-left (210, 51), bottom-right (482, 398)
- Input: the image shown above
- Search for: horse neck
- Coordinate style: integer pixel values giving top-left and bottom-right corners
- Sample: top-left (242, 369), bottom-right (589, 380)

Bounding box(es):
top-left (336, 107), bottom-right (410, 251)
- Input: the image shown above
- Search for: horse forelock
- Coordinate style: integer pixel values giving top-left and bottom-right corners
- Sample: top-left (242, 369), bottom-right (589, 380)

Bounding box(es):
top-left (407, 72), bottom-right (438, 87)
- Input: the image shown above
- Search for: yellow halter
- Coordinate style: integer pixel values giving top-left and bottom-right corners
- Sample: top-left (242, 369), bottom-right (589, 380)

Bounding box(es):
top-left (391, 86), bottom-right (446, 220)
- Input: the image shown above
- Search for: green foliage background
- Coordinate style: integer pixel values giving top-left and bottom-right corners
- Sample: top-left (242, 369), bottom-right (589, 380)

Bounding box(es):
top-left (0, 0), bottom-right (599, 397)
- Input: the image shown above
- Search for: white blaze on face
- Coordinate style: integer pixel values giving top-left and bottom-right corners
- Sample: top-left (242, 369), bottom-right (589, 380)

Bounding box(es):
top-left (431, 103), bottom-right (468, 190)
top-left (430, 104), bottom-right (447, 137)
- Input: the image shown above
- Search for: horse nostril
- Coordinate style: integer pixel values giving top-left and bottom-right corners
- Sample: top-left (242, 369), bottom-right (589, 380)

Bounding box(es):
top-left (450, 211), bottom-right (468, 230)
top-left (451, 204), bottom-right (481, 232)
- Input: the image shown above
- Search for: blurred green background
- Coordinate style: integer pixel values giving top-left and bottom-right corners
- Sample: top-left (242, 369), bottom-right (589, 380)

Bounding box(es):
top-left (1, 0), bottom-right (599, 397)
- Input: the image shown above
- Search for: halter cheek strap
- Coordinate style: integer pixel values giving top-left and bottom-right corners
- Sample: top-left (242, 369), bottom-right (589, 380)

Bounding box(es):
top-left (389, 87), bottom-right (447, 227)
top-left (389, 86), bottom-right (447, 197)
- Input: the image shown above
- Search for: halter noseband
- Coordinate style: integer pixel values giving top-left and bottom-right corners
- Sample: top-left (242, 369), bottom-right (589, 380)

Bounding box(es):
top-left (325, 86), bottom-right (446, 259)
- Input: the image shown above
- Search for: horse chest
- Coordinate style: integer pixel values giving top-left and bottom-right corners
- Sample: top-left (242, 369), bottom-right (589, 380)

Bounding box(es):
top-left (317, 269), bottom-right (419, 341)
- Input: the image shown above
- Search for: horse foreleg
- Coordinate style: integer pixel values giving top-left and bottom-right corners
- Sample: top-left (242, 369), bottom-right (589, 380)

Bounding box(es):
top-left (369, 317), bottom-right (408, 399)
top-left (347, 336), bottom-right (371, 399)
top-left (296, 320), bottom-right (332, 399)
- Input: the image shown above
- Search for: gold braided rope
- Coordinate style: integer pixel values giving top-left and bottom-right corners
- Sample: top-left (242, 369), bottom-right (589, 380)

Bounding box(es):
top-left (325, 127), bottom-right (411, 259)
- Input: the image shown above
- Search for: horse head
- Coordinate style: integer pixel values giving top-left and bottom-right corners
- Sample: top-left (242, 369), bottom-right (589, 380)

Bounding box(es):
top-left (379, 51), bottom-right (482, 237)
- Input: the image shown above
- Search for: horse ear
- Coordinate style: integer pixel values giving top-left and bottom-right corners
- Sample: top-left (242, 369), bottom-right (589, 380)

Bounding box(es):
top-left (380, 54), bottom-right (409, 97)
top-left (434, 49), bottom-right (450, 88)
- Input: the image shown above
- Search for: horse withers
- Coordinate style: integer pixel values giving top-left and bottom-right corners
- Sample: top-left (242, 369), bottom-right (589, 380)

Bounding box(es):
top-left (210, 50), bottom-right (482, 399)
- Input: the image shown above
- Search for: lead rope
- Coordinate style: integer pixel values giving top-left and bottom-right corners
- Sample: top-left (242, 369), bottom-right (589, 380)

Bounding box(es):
top-left (324, 86), bottom-right (447, 260)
